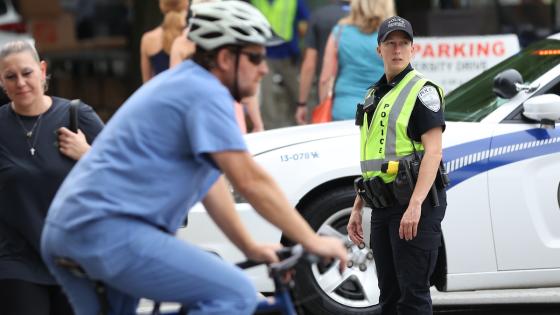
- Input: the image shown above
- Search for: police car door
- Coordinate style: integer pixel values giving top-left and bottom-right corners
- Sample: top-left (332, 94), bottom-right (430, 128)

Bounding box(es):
top-left (487, 80), bottom-right (560, 271)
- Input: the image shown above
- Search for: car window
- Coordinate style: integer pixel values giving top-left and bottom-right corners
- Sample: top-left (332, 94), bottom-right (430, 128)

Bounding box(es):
top-left (445, 39), bottom-right (560, 122)
top-left (0, 1), bottom-right (7, 15)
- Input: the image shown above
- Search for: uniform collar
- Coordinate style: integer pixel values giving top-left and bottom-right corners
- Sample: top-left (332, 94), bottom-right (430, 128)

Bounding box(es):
top-left (371, 64), bottom-right (414, 90)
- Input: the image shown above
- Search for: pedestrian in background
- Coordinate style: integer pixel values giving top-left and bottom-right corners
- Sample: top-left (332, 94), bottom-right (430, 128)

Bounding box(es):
top-left (319, 0), bottom-right (394, 121)
top-left (348, 16), bottom-right (447, 314)
top-left (295, 0), bottom-right (350, 124)
top-left (0, 40), bottom-right (104, 315)
top-left (140, 0), bottom-right (189, 82)
top-left (251, 0), bottom-right (310, 129)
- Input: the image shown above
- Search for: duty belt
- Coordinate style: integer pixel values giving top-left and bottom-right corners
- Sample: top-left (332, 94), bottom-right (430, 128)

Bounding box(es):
top-left (360, 153), bottom-right (417, 174)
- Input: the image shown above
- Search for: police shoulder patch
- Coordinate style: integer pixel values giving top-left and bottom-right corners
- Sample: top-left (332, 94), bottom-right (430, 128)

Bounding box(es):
top-left (418, 85), bottom-right (441, 112)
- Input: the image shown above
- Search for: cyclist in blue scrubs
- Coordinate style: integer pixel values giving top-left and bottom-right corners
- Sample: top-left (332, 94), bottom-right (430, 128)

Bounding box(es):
top-left (40, 2), bottom-right (347, 315)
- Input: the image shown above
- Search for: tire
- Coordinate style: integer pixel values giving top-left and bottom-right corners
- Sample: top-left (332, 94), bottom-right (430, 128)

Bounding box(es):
top-left (293, 185), bottom-right (381, 315)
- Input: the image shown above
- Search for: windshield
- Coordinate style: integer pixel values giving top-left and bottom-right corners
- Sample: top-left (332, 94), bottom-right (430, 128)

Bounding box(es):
top-left (445, 38), bottom-right (560, 122)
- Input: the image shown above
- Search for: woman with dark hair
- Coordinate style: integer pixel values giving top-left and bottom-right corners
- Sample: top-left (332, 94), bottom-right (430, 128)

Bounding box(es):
top-left (0, 40), bottom-right (104, 315)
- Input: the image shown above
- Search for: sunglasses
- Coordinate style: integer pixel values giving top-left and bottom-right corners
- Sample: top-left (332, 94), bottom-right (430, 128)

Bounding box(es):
top-left (239, 51), bottom-right (266, 66)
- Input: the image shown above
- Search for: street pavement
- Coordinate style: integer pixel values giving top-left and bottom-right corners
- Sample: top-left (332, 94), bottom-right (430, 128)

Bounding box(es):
top-left (432, 287), bottom-right (560, 314)
top-left (138, 287), bottom-right (560, 314)
top-left (432, 287), bottom-right (560, 305)
top-left (434, 304), bottom-right (560, 314)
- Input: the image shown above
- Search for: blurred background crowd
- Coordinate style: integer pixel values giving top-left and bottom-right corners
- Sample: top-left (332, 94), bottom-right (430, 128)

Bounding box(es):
top-left (1, 0), bottom-right (559, 128)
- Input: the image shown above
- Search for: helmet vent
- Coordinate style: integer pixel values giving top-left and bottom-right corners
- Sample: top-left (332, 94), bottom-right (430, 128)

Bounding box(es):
top-left (231, 26), bottom-right (250, 37)
top-left (198, 15), bottom-right (218, 22)
top-left (201, 32), bottom-right (223, 39)
top-left (188, 1), bottom-right (274, 50)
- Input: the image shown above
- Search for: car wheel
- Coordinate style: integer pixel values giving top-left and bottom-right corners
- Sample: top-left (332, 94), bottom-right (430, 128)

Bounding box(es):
top-left (294, 185), bottom-right (380, 315)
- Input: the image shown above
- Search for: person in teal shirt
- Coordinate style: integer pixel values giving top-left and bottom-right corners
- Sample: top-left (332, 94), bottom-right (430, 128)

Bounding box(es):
top-left (319, 0), bottom-right (394, 121)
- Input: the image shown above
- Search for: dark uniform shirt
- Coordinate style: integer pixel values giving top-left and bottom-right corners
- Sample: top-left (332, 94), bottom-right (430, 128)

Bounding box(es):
top-left (0, 97), bottom-right (104, 284)
top-left (366, 64), bottom-right (446, 141)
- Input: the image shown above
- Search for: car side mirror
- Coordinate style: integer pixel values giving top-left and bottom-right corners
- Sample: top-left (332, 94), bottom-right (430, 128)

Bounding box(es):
top-left (493, 69), bottom-right (523, 99)
top-left (523, 94), bottom-right (560, 128)
top-left (493, 69), bottom-right (540, 99)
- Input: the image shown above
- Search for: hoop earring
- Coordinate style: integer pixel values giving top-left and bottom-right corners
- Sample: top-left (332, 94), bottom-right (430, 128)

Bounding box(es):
top-left (42, 77), bottom-right (50, 93)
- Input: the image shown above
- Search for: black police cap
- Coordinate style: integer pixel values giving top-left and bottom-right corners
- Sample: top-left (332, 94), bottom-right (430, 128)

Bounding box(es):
top-left (377, 16), bottom-right (414, 44)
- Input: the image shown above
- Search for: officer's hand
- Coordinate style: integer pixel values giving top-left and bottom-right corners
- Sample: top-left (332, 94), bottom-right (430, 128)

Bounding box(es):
top-left (399, 204), bottom-right (421, 241)
top-left (347, 209), bottom-right (363, 245)
top-left (295, 107), bottom-right (308, 125)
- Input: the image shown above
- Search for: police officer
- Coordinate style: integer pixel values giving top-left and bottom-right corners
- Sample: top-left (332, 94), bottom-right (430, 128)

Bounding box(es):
top-left (347, 16), bottom-right (446, 315)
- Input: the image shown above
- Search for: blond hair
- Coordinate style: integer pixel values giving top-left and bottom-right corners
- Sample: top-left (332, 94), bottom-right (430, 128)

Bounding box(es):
top-left (159, 0), bottom-right (188, 14)
top-left (160, 0), bottom-right (188, 53)
top-left (0, 40), bottom-right (40, 63)
top-left (340, 0), bottom-right (395, 34)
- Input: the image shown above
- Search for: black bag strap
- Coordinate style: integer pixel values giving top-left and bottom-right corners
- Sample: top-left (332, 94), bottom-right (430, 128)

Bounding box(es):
top-left (69, 99), bottom-right (80, 133)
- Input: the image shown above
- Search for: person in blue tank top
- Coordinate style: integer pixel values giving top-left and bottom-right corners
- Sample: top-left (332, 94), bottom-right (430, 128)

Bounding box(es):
top-left (140, 0), bottom-right (188, 82)
top-left (41, 2), bottom-right (347, 315)
top-left (319, 0), bottom-right (395, 121)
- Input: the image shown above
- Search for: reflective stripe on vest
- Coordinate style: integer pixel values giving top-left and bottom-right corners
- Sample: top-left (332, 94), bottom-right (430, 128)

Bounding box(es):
top-left (360, 70), bottom-right (442, 183)
top-left (251, 0), bottom-right (297, 41)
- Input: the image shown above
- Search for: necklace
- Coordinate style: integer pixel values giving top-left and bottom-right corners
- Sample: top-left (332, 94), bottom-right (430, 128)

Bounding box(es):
top-left (13, 110), bottom-right (44, 156)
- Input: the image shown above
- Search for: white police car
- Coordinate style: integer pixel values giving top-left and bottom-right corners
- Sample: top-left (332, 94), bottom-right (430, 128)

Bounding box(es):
top-left (180, 33), bottom-right (560, 315)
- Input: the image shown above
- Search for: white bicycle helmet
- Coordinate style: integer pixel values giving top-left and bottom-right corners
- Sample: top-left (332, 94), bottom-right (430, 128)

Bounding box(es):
top-left (188, 0), bottom-right (279, 50)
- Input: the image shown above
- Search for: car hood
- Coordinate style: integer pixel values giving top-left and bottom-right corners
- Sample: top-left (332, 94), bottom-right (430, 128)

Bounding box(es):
top-left (245, 121), bottom-right (357, 155)
top-left (245, 120), bottom-right (493, 156)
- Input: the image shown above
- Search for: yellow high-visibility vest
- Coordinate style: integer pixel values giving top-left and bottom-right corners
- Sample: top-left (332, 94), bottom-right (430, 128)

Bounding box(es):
top-left (251, 0), bottom-right (297, 41)
top-left (360, 70), bottom-right (443, 183)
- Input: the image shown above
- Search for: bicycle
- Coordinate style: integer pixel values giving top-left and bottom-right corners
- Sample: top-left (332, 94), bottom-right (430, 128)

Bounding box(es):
top-left (150, 244), bottom-right (321, 315)
top-left (56, 244), bottom-right (327, 315)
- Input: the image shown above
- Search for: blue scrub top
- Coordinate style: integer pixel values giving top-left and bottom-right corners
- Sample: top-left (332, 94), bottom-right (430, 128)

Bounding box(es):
top-left (46, 60), bottom-right (247, 233)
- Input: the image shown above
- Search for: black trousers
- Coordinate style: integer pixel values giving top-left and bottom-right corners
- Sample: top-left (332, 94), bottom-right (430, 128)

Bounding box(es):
top-left (0, 279), bottom-right (74, 315)
top-left (370, 191), bottom-right (446, 315)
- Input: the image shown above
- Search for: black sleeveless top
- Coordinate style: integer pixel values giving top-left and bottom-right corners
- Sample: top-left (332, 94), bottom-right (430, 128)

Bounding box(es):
top-left (149, 50), bottom-right (171, 75)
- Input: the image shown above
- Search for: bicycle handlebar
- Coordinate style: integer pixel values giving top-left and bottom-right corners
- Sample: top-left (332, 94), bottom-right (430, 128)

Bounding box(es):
top-left (236, 259), bottom-right (264, 270)
top-left (236, 245), bottom-right (321, 274)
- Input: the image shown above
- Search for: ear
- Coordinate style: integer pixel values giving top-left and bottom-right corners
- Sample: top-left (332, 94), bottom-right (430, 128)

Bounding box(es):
top-left (39, 60), bottom-right (48, 80)
top-left (215, 48), bottom-right (233, 72)
top-left (376, 45), bottom-right (382, 57)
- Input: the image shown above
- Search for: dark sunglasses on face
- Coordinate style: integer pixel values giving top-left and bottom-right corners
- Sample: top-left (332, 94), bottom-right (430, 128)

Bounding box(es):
top-left (239, 51), bottom-right (266, 66)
